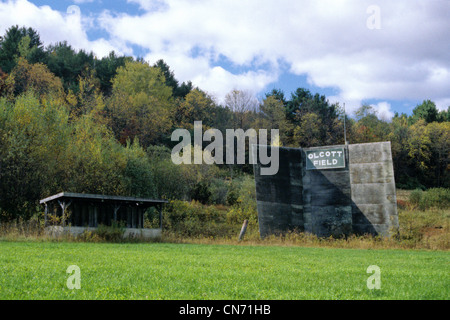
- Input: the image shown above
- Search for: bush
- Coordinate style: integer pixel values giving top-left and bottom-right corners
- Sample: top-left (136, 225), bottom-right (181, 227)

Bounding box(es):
top-left (420, 188), bottom-right (450, 210)
top-left (190, 181), bottom-right (212, 204)
top-left (226, 183), bottom-right (239, 206)
top-left (226, 175), bottom-right (258, 225)
top-left (409, 189), bottom-right (423, 207)
top-left (209, 178), bottom-right (229, 205)
top-left (162, 200), bottom-right (233, 238)
top-left (409, 188), bottom-right (450, 210)
top-left (147, 147), bottom-right (190, 200)
top-left (94, 222), bottom-right (125, 242)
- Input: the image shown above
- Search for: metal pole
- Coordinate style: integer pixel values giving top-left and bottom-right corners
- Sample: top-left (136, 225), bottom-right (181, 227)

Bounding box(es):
top-left (343, 102), bottom-right (348, 145)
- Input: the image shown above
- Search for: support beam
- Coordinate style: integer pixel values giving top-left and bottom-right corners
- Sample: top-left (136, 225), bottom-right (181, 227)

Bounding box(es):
top-left (44, 203), bottom-right (48, 227)
top-left (113, 204), bottom-right (121, 223)
top-left (138, 208), bottom-right (142, 228)
top-left (57, 200), bottom-right (72, 227)
top-left (159, 204), bottom-right (163, 229)
top-left (127, 207), bottom-right (131, 228)
top-left (89, 206), bottom-right (93, 227)
top-left (94, 207), bottom-right (98, 227)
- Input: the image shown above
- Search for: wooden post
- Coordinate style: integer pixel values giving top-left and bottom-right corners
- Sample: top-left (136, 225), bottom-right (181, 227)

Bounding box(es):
top-left (57, 200), bottom-right (72, 227)
top-left (58, 200), bottom-right (65, 227)
top-left (94, 207), bottom-right (98, 227)
top-left (113, 205), bottom-right (120, 225)
top-left (238, 220), bottom-right (249, 241)
top-left (127, 207), bottom-right (131, 228)
top-left (89, 206), bottom-right (93, 227)
top-left (159, 205), bottom-right (163, 229)
top-left (138, 208), bottom-right (142, 228)
top-left (44, 203), bottom-right (48, 227)
top-left (81, 204), bottom-right (87, 227)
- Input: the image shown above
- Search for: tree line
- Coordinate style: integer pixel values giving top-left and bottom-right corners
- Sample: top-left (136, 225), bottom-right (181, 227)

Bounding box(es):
top-left (0, 25), bottom-right (448, 220)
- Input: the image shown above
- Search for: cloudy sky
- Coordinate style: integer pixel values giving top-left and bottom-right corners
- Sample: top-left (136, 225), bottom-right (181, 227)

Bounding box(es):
top-left (1, 0), bottom-right (449, 118)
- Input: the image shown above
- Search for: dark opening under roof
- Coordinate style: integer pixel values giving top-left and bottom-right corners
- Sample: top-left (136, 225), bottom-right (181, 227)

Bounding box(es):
top-left (40, 192), bottom-right (168, 207)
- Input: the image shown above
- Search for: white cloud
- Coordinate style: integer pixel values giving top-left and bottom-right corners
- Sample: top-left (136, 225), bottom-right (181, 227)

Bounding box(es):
top-left (0, 0), bottom-right (121, 58)
top-left (435, 98), bottom-right (450, 111)
top-left (373, 102), bottom-right (395, 121)
top-left (96, 0), bottom-right (450, 109)
top-left (73, 0), bottom-right (95, 4)
top-left (2, 0), bottom-right (450, 111)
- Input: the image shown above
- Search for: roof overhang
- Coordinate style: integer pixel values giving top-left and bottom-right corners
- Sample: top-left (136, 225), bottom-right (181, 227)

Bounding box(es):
top-left (40, 192), bottom-right (168, 207)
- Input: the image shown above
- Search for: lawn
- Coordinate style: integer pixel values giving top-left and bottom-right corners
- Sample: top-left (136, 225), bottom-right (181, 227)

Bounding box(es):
top-left (0, 241), bottom-right (448, 300)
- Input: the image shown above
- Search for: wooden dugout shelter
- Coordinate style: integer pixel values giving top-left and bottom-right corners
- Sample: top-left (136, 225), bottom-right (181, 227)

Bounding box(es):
top-left (40, 192), bottom-right (167, 238)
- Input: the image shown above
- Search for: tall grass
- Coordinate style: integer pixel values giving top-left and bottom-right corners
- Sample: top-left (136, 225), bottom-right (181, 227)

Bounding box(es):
top-left (1, 189), bottom-right (449, 250)
top-left (409, 188), bottom-right (450, 210)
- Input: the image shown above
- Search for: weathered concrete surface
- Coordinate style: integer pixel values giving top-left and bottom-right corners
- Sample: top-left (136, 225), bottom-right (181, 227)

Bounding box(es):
top-left (302, 145), bottom-right (352, 238)
top-left (254, 147), bottom-right (303, 238)
top-left (44, 226), bottom-right (162, 239)
top-left (349, 142), bottom-right (399, 236)
top-left (254, 142), bottom-right (399, 238)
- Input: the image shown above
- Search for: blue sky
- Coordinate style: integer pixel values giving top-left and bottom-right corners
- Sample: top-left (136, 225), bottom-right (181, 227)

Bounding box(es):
top-left (1, 0), bottom-right (450, 119)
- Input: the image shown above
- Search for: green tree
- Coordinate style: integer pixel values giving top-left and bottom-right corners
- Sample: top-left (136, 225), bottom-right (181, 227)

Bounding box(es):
top-left (287, 88), bottom-right (340, 145)
top-left (351, 104), bottom-right (389, 143)
top-left (153, 59), bottom-right (193, 99)
top-left (64, 114), bottom-right (128, 196)
top-left (46, 41), bottom-right (95, 92)
top-left (175, 88), bottom-right (216, 130)
top-left (123, 139), bottom-right (156, 198)
top-left (265, 88), bottom-right (287, 107)
top-left (0, 25), bottom-right (44, 73)
top-left (8, 57), bottom-right (64, 99)
top-left (0, 91), bottom-right (70, 219)
top-left (410, 100), bottom-right (439, 124)
top-left (407, 119), bottom-right (431, 173)
top-left (426, 122), bottom-right (450, 187)
top-left (68, 67), bottom-right (108, 124)
top-left (108, 60), bottom-right (174, 147)
top-left (288, 88), bottom-right (338, 123)
top-left (438, 106), bottom-right (450, 122)
top-left (388, 113), bottom-right (414, 188)
top-left (147, 146), bottom-right (190, 200)
top-left (257, 96), bottom-right (291, 146)
top-left (293, 112), bottom-right (323, 147)
top-left (95, 51), bottom-right (131, 94)
top-left (0, 68), bottom-right (13, 98)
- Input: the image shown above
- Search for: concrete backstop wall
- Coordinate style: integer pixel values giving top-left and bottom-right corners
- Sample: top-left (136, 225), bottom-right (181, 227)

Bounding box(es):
top-left (254, 142), bottom-right (398, 238)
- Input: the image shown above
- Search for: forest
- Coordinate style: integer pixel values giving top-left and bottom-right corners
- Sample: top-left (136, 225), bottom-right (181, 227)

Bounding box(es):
top-left (0, 25), bottom-right (449, 221)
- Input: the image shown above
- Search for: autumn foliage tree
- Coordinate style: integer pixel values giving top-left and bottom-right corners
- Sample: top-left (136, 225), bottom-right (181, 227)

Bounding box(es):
top-left (0, 25), bottom-right (448, 221)
top-left (8, 57), bottom-right (64, 99)
top-left (107, 60), bottom-right (174, 147)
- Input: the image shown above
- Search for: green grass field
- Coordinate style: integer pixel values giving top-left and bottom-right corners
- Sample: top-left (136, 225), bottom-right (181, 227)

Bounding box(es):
top-left (0, 241), bottom-right (448, 300)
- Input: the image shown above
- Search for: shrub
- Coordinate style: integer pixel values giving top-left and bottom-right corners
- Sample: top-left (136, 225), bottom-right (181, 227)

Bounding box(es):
top-left (420, 188), bottom-right (450, 210)
top-left (396, 199), bottom-right (407, 210)
top-left (162, 200), bottom-right (233, 238)
top-left (226, 183), bottom-right (239, 206)
top-left (226, 176), bottom-right (258, 225)
top-left (209, 178), bottom-right (229, 205)
top-left (409, 189), bottom-right (423, 207)
top-left (409, 188), bottom-right (450, 210)
top-left (190, 181), bottom-right (212, 204)
top-left (94, 222), bottom-right (125, 242)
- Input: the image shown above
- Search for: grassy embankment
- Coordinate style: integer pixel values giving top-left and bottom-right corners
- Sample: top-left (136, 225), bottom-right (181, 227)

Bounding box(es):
top-left (0, 189), bottom-right (449, 250)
